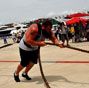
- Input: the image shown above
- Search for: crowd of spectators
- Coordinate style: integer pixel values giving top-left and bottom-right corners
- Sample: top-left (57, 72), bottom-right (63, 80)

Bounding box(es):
top-left (1, 20), bottom-right (89, 46)
top-left (11, 30), bottom-right (25, 43)
top-left (52, 21), bottom-right (89, 46)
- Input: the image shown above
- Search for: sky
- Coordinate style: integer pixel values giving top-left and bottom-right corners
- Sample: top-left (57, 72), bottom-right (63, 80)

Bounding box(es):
top-left (0, 0), bottom-right (89, 24)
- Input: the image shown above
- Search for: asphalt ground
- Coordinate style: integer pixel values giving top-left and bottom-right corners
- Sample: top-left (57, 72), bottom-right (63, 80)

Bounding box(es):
top-left (0, 38), bottom-right (89, 88)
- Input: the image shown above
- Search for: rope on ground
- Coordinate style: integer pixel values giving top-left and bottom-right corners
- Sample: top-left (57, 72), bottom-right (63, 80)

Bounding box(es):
top-left (38, 47), bottom-right (51, 88)
top-left (0, 43), bottom-right (13, 49)
top-left (45, 42), bottom-right (89, 54)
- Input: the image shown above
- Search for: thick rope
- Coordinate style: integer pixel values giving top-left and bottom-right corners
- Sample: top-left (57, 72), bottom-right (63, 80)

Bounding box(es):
top-left (38, 48), bottom-right (51, 88)
top-left (45, 42), bottom-right (89, 54)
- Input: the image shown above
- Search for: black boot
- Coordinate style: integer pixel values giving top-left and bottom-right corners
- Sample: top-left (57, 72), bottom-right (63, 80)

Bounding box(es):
top-left (22, 73), bottom-right (31, 80)
top-left (14, 72), bottom-right (20, 82)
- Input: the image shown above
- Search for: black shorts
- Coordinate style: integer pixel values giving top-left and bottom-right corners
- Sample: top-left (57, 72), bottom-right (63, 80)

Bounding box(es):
top-left (19, 48), bottom-right (39, 67)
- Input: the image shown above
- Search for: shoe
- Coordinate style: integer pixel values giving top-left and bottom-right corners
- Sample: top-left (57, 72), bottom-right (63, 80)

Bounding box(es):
top-left (14, 72), bottom-right (20, 82)
top-left (22, 73), bottom-right (31, 80)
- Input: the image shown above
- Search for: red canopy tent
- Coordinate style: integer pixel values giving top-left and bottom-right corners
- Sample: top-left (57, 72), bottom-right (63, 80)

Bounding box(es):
top-left (64, 13), bottom-right (89, 19)
top-left (66, 17), bottom-right (88, 25)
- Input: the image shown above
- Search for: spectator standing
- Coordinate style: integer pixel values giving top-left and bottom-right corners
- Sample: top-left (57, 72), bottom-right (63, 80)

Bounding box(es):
top-left (74, 22), bottom-right (80, 42)
top-left (78, 21), bottom-right (84, 41)
top-left (3, 35), bottom-right (8, 44)
top-left (52, 26), bottom-right (58, 39)
top-left (70, 24), bottom-right (75, 42)
top-left (58, 22), bottom-right (69, 46)
top-left (12, 33), bottom-right (16, 43)
top-left (86, 21), bottom-right (89, 41)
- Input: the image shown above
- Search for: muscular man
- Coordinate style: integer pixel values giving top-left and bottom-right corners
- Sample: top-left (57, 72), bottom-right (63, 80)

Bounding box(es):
top-left (14, 21), bottom-right (63, 82)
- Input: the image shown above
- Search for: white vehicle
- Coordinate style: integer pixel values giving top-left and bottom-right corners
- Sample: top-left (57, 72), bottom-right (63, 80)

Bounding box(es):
top-left (14, 24), bottom-right (28, 32)
top-left (0, 24), bottom-right (28, 36)
top-left (0, 25), bottom-right (16, 36)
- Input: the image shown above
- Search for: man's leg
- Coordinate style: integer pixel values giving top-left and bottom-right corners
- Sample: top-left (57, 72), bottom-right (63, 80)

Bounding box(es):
top-left (16, 64), bottom-right (24, 74)
top-left (22, 61), bottom-right (34, 80)
top-left (14, 64), bottom-right (24, 82)
top-left (23, 61), bottom-right (34, 74)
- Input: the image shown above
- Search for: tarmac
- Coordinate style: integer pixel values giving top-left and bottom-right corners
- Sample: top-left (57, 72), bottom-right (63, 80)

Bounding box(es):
top-left (0, 37), bottom-right (89, 88)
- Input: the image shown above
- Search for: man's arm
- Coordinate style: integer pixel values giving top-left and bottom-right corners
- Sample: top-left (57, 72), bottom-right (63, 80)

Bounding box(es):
top-left (25, 24), bottom-right (46, 47)
top-left (50, 32), bottom-right (64, 48)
